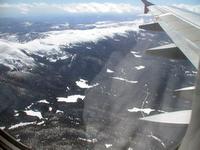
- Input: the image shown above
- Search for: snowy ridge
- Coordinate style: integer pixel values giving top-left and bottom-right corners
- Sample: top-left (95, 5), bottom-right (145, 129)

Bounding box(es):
top-left (0, 39), bottom-right (34, 69)
top-left (0, 19), bottom-right (144, 69)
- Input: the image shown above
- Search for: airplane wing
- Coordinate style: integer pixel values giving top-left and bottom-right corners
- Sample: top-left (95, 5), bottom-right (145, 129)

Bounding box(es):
top-left (140, 0), bottom-right (200, 69)
top-left (140, 1), bottom-right (200, 149)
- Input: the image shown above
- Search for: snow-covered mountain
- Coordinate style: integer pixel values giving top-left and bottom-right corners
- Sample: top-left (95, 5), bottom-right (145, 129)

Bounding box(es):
top-left (0, 19), bottom-right (146, 70)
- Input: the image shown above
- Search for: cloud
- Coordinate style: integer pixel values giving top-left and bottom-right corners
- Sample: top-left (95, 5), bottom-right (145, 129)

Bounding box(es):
top-left (0, 3), bottom-right (33, 14)
top-left (0, 2), bottom-right (142, 15)
top-left (173, 4), bottom-right (200, 13)
top-left (59, 3), bottom-right (141, 14)
top-left (1, 2), bottom-right (199, 16)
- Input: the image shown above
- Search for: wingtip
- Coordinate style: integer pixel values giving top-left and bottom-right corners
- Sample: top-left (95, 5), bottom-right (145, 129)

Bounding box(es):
top-left (141, 0), bottom-right (154, 14)
top-left (141, 0), bottom-right (154, 6)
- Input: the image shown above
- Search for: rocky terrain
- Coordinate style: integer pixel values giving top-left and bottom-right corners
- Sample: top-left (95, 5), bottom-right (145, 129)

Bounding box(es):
top-left (0, 18), bottom-right (196, 149)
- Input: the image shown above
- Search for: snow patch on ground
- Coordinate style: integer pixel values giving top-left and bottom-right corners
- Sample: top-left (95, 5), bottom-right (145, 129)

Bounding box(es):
top-left (112, 77), bottom-right (138, 84)
top-left (133, 54), bottom-right (142, 58)
top-left (37, 121), bottom-right (45, 125)
top-left (105, 144), bottom-right (112, 148)
top-left (49, 107), bottom-right (53, 111)
top-left (9, 122), bottom-right (36, 130)
top-left (56, 110), bottom-right (64, 113)
top-left (66, 86), bottom-right (70, 92)
top-left (76, 79), bottom-right (99, 88)
top-left (38, 99), bottom-right (50, 104)
top-left (128, 107), bottom-right (155, 115)
top-left (47, 55), bottom-right (69, 62)
top-left (86, 46), bottom-right (92, 49)
top-left (130, 51), bottom-right (142, 58)
top-left (130, 51), bottom-right (139, 54)
top-left (106, 68), bottom-right (114, 73)
top-left (50, 23), bottom-right (69, 30)
top-left (14, 113), bottom-right (19, 117)
top-left (57, 95), bottom-right (85, 103)
top-left (135, 65), bottom-right (145, 70)
top-left (14, 110), bottom-right (19, 117)
top-left (147, 134), bottom-right (166, 148)
top-left (78, 137), bottom-right (97, 143)
top-left (24, 110), bottom-right (43, 119)
top-left (26, 103), bottom-right (34, 109)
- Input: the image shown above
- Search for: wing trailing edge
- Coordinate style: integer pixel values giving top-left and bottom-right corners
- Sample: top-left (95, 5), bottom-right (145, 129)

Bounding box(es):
top-left (139, 22), bottom-right (163, 31)
top-left (140, 110), bottom-right (191, 124)
top-left (146, 43), bottom-right (186, 59)
top-left (174, 86), bottom-right (196, 100)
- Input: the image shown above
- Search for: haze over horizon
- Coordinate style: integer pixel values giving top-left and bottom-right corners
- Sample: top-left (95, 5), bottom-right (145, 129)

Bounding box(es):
top-left (0, 0), bottom-right (200, 18)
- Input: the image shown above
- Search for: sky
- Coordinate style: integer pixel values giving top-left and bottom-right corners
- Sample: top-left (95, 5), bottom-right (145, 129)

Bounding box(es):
top-left (0, 0), bottom-right (199, 5)
top-left (0, 0), bottom-right (200, 17)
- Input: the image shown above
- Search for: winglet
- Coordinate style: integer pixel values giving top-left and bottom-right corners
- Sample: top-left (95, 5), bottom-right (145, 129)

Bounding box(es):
top-left (141, 0), bottom-right (154, 14)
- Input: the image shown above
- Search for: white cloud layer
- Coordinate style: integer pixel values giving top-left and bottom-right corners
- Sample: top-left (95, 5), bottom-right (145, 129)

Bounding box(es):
top-left (0, 3), bottom-right (33, 14)
top-left (0, 2), bottom-right (199, 15)
top-left (0, 2), bottom-right (142, 15)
